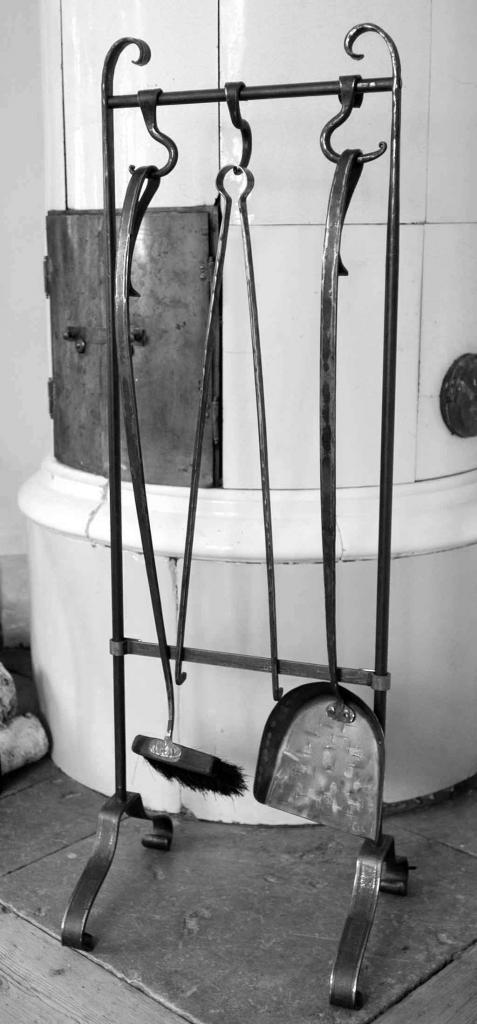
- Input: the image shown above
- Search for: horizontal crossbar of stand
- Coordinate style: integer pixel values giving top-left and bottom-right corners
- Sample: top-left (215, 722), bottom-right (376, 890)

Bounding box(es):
top-left (110, 637), bottom-right (391, 690)
top-left (109, 76), bottom-right (393, 109)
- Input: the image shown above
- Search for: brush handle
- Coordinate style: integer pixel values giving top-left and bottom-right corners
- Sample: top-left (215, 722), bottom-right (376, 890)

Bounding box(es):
top-left (115, 165), bottom-right (176, 738)
top-left (320, 150), bottom-right (363, 720)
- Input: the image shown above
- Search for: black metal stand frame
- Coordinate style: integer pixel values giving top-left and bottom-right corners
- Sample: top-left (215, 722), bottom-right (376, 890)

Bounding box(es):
top-left (61, 22), bottom-right (408, 1011)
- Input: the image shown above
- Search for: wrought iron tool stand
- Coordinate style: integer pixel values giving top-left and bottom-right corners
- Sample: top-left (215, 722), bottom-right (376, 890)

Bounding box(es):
top-left (61, 23), bottom-right (408, 1010)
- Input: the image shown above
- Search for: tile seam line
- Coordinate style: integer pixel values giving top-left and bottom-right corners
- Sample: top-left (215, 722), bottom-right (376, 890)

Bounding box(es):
top-left (0, 777), bottom-right (56, 802)
top-left (413, 223), bottom-right (426, 481)
top-left (387, 820), bottom-right (477, 860)
top-left (59, 0), bottom-right (68, 210)
top-left (0, 830), bottom-right (98, 878)
top-left (229, 220), bottom-right (477, 227)
top-left (423, 0), bottom-right (433, 226)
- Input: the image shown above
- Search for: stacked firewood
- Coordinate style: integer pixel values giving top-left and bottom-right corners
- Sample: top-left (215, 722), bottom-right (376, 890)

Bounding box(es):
top-left (0, 661), bottom-right (48, 775)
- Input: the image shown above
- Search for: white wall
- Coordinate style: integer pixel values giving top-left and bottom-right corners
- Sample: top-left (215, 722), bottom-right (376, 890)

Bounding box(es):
top-left (0, 0), bottom-right (51, 643)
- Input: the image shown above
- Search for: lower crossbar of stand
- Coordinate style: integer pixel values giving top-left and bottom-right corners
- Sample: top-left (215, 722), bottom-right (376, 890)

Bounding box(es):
top-left (330, 833), bottom-right (409, 1009)
top-left (61, 790), bottom-right (172, 950)
top-left (115, 637), bottom-right (388, 690)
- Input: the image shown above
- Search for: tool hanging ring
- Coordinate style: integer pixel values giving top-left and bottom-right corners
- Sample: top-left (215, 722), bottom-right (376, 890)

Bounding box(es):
top-left (320, 75), bottom-right (386, 165)
top-left (216, 162), bottom-right (254, 201)
top-left (137, 88), bottom-right (179, 176)
top-left (224, 81), bottom-right (252, 171)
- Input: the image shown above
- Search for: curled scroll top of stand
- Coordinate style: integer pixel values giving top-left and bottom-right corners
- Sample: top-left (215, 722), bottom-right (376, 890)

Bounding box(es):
top-left (102, 36), bottom-right (151, 95)
top-left (345, 23), bottom-right (402, 89)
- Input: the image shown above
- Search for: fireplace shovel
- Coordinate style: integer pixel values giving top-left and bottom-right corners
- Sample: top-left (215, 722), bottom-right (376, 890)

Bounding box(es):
top-left (254, 150), bottom-right (384, 840)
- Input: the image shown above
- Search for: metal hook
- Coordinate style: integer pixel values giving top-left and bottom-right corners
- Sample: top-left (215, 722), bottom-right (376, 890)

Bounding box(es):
top-left (224, 81), bottom-right (252, 171)
top-left (125, 165), bottom-right (161, 297)
top-left (137, 88), bottom-right (179, 177)
top-left (320, 75), bottom-right (386, 165)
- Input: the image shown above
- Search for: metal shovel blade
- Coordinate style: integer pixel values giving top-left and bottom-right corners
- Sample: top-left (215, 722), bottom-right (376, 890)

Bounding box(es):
top-left (254, 683), bottom-right (384, 840)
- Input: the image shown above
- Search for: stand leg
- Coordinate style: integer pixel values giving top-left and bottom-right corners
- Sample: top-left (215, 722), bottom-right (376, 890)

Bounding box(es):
top-left (380, 836), bottom-right (409, 896)
top-left (329, 833), bottom-right (409, 1009)
top-left (61, 791), bottom-right (173, 950)
top-left (141, 813), bottom-right (174, 850)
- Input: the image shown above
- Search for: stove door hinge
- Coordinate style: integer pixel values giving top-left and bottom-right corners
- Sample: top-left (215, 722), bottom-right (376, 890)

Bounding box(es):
top-left (210, 396), bottom-right (220, 446)
top-left (48, 377), bottom-right (55, 419)
top-left (43, 256), bottom-right (52, 299)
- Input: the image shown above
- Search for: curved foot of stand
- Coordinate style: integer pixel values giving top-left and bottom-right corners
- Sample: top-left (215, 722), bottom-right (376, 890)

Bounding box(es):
top-left (330, 833), bottom-right (409, 1009)
top-left (141, 813), bottom-right (174, 851)
top-left (61, 790), bottom-right (169, 949)
top-left (62, 792), bottom-right (136, 949)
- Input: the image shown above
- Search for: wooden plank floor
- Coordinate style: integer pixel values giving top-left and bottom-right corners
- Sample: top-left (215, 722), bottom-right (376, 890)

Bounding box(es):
top-left (2, 758), bottom-right (477, 1023)
top-left (0, 911), bottom-right (183, 1024)
top-left (377, 943), bottom-right (477, 1024)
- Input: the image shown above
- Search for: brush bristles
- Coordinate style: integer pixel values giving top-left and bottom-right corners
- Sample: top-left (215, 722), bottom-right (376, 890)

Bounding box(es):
top-left (132, 734), bottom-right (247, 797)
top-left (149, 755), bottom-right (247, 795)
